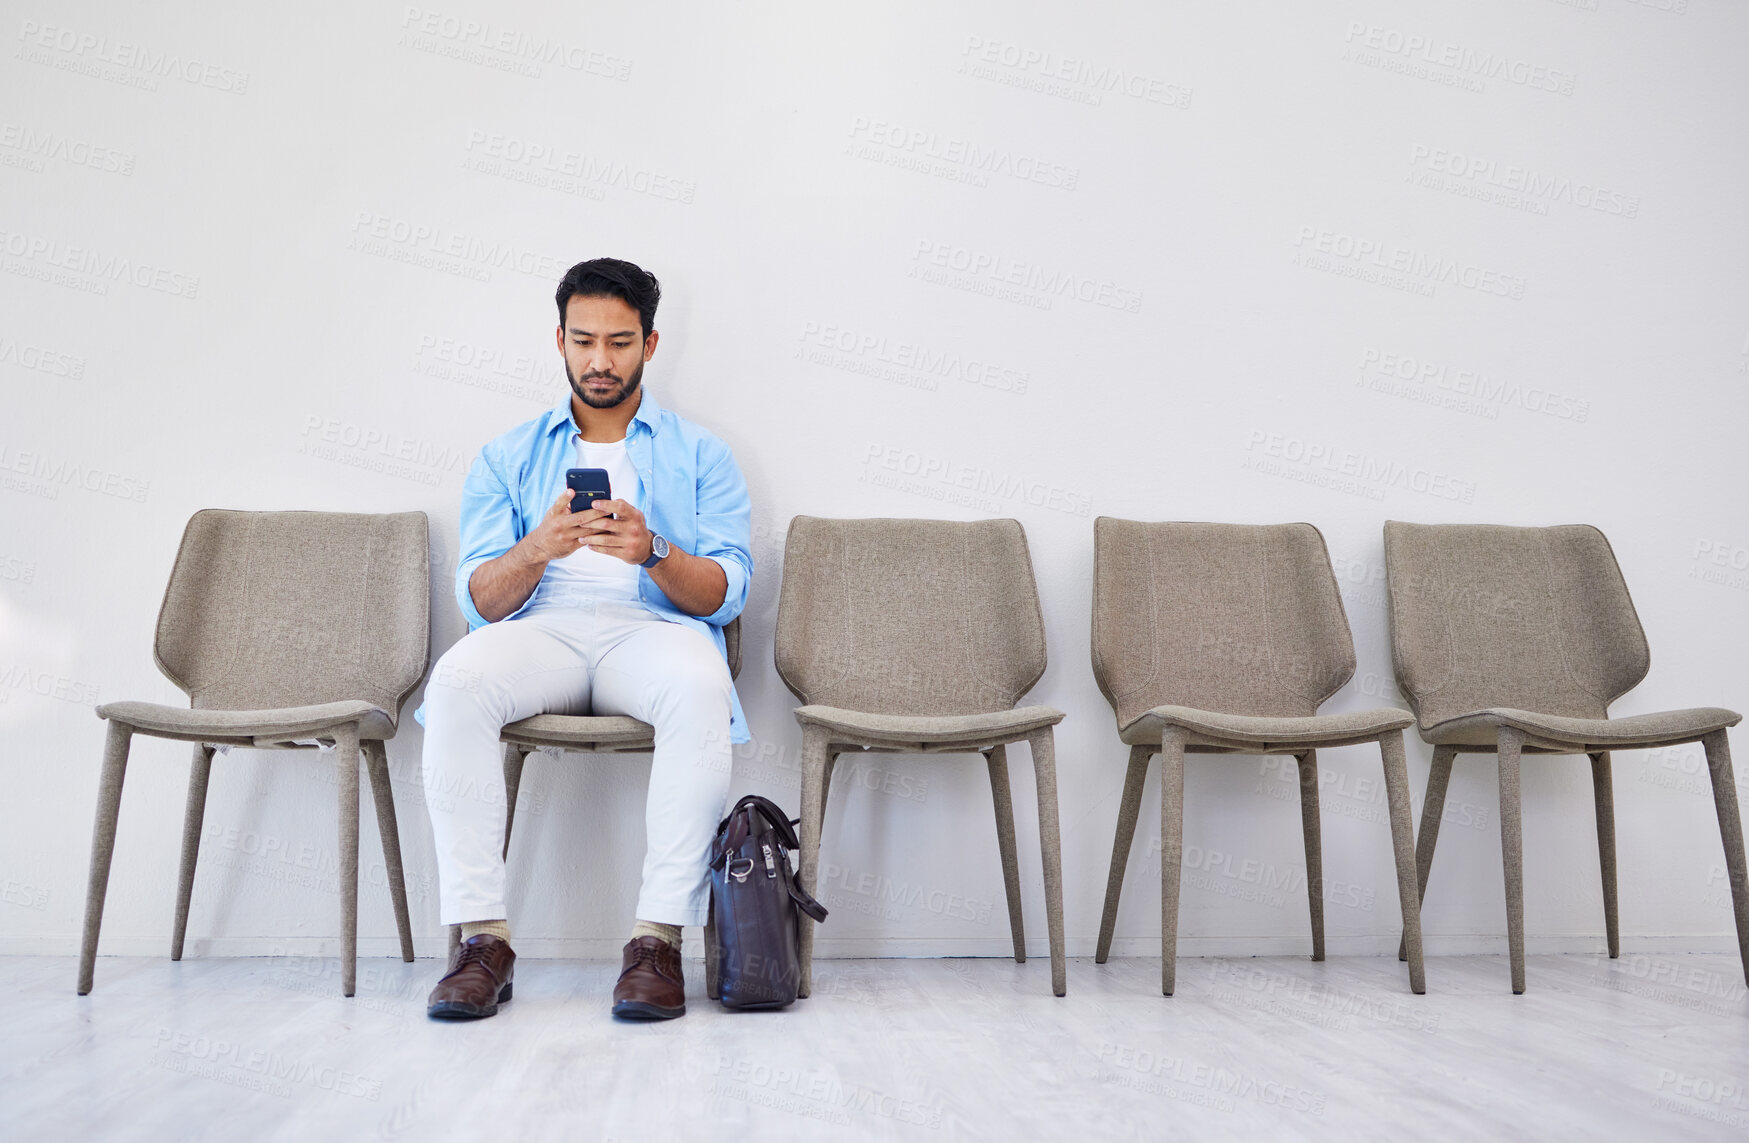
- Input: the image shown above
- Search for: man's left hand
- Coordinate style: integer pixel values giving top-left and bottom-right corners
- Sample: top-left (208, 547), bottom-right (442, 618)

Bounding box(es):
top-left (578, 498), bottom-right (653, 564)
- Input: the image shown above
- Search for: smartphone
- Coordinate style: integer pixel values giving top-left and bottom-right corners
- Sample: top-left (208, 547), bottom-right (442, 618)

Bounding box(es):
top-left (566, 467), bottom-right (612, 514)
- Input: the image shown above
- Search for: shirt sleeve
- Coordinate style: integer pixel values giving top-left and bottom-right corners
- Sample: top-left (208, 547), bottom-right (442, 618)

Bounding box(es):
top-left (453, 447), bottom-right (523, 630)
top-left (692, 436), bottom-right (753, 627)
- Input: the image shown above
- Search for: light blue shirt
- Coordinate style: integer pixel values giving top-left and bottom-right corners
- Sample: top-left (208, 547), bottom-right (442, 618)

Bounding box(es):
top-left (416, 388), bottom-right (753, 742)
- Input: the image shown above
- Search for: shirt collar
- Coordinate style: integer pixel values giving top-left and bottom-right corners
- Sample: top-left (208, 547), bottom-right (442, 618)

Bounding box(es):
top-left (543, 386), bottom-right (664, 440)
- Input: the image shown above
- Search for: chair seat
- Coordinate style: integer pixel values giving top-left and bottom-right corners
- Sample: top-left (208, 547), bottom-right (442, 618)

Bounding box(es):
top-left (1422, 706), bottom-right (1742, 750)
top-left (792, 704), bottom-right (1064, 750)
top-left (500, 713), bottom-right (658, 752)
top-left (95, 699), bottom-right (395, 744)
top-left (1120, 704), bottom-right (1416, 750)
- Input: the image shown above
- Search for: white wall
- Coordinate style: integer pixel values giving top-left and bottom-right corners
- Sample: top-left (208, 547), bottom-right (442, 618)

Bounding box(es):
top-left (3, 0), bottom-right (1746, 962)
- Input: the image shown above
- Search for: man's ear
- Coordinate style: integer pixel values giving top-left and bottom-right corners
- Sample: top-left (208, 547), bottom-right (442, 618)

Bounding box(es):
top-left (644, 329), bottom-right (660, 360)
top-left (555, 323), bottom-right (566, 354)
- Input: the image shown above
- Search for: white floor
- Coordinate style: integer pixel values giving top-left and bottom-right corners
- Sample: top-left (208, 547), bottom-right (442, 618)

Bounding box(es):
top-left (4, 952), bottom-right (1747, 1141)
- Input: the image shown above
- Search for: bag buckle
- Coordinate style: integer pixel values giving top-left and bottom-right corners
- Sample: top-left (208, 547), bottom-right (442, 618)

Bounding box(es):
top-left (726, 855), bottom-right (756, 883)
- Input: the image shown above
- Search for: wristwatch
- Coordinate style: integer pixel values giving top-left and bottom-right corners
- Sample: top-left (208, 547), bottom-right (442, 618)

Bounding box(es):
top-left (641, 533), bottom-right (670, 569)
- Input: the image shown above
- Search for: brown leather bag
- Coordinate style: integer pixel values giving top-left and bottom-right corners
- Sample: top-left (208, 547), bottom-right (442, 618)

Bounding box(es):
top-left (706, 794), bottom-right (828, 1009)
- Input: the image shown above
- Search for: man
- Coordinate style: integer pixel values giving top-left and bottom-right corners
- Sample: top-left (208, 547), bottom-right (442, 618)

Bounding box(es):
top-left (416, 258), bottom-right (751, 1021)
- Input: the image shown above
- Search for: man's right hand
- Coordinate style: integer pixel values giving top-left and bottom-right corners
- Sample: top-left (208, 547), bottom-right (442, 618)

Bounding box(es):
top-left (516, 490), bottom-right (614, 566)
top-left (469, 490), bottom-right (614, 622)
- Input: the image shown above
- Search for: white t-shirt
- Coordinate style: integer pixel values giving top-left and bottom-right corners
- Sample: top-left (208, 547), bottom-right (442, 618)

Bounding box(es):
top-left (539, 435), bottom-right (645, 601)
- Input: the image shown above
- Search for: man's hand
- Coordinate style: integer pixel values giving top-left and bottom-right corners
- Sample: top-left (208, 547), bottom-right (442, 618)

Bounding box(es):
top-left (576, 497), bottom-right (654, 565)
top-left (517, 490), bottom-right (609, 564)
top-left (470, 486), bottom-right (726, 622)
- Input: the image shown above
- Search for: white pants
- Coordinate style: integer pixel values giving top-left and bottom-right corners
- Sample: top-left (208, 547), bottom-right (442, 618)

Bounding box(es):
top-left (419, 593), bottom-right (733, 927)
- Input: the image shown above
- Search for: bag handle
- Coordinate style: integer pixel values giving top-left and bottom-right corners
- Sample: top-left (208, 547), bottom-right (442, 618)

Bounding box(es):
top-left (718, 793), bottom-right (803, 852)
top-left (788, 877), bottom-right (829, 924)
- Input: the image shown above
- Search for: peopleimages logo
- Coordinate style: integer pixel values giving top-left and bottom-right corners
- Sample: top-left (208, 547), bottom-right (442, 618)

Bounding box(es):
top-left (959, 36), bottom-right (1192, 109)
top-left (348, 211), bottom-right (563, 281)
top-left (1358, 347), bottom-right (1590, 422)
top-left (798, 321), bottom-right (1029, 395)
top-left (15, 19), bottom-right (251, 94)
top-left (1408, 145), bottom-right (1639, 218)
top-left (1244, 430), bottom-right (1477, 503)
top-left (1294, 226), bottom-right (1525, 300)
top-left (862, 442), bottom-right (1094, 517)
top-left (1342, 22), bottom-right (1576, 96)
top-left (398, 8), bottom-right (630, 80)
top-left (0, 443), bottom-right (150, 502)
top-left (0, 225), bottom-right (200, 299)
top-left (847, 116), bottom-right (1079, 190)
top-left (0, 122), bottom-right (135, 175)
top-left (909, 238), bottom-right (1143, 314)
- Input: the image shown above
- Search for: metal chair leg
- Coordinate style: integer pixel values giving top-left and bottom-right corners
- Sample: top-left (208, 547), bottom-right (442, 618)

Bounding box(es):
top-left (1589, 751), bottom-right (1619, 959)
top-left (985, 743), bottom-right (1027, 964)
top-left (1096, 745), bottom-right (1152, 964)
top-left (78, 720), bottom-right (135, 995)
top-left (704, 900), bottom-right (720, 1000)
top-left (1497, 727), bottom-right (1526, 994)
top-left (796, 726), bottom-right (831, 999)
top-left (1401, 744), bottom-right (1456, 961)
top-left (502, 743), bottom-right (529, 860)
top-left (363, 740), bottom-right (415, 963)
top-left (1702, 730), bottom-right (1749, 987)
top-left (1296, 750), bottom-right (1325, 962)
top-left (1380, 732), bottom-right (1426, 994)
top-left (171, 743), bottom-right (215, 961)
top-left (1158, 729), bottom-right (1187, 996)
top-left (1027, 729), bottom-right (1067, 997)
top-left (335, 724), bottom-right (362, 997)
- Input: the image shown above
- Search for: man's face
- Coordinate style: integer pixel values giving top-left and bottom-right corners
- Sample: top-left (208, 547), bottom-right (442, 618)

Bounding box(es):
top-left (558, 293), bottom-right (657, 409)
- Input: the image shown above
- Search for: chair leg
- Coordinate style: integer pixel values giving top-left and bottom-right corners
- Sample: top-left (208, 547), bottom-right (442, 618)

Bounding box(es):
top-left (1589, 751), bottom-right (1619, 960)
top-left (820, 750), bottom-right (838, 814)
top-left (502, 743), bottom-right (528, 861)
top-left (1379, 732), bottom-right (1426, 994)
top-left (1158, 729), bottom-right (1187, 996)
top-left (1400, 744), bottom-right (1456, 961)
top-left (363, 741), bottom-right (414, 964)
top-left (1096, 745), bottom-right (1152, 964)
top-left (1026, 729), bottom-right (1067, 997)
top-left (1296, 750), bottom-right (1325, 963)
top-left (1497, 727), bottom-right (1526, 994)
top-left (78, 720), bottom-right (135, 995)
top-left (796, 726), bottom-right (831, 999)
top-left (984, 744), bottom-right (1027, 964)
top-left (171, 743), bottom-right (215, 962)
top-left (335, 725), bottom-right (362, 997)
top-left (1702, 730), bottom-right (1749, 986)
top-left (704, 895), bottom-right (720, 1000)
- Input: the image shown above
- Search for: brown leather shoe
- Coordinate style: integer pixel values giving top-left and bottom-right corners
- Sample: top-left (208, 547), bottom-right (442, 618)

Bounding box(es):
top-left (427, 934), bottom-right (515, 1020)
top-left (612, 936), bottom-right (685, 1020)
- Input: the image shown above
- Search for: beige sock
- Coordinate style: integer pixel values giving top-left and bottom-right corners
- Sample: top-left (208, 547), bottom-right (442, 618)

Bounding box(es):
top-left (460, 920), bottom-right (511, 943)
top-left (630, 920), bottom-right (682, 950)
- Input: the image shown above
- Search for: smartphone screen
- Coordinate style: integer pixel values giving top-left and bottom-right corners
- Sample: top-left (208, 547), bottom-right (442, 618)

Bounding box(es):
top-left (566, 467), bottom-right (612, 514)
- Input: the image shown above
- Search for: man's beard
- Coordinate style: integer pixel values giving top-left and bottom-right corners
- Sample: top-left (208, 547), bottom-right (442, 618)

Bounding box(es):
top-left (568, 357), bottom-right (644, 409)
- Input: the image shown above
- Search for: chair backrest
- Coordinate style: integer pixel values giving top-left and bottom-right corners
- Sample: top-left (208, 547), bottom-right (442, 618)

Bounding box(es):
top-left (154, 509), bottom-right (432, 726)
top-left (724, 616), bottom-right (743, 681)
top-left (1091, 519), bottom-right (1358, 728)
top-left (1383, 521), bottom-right (1650, 728)
top-left (774, 516), bottom-right (1047, 715)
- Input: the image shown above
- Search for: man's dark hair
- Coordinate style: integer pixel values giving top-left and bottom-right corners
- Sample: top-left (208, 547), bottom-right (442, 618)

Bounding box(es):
top-left (555, 258), bottom-right (661, 338)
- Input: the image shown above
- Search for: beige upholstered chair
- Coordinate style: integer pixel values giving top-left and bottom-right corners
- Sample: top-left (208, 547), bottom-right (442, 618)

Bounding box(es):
top-left (445, 618), bottom-right (743, 994)
top-left (1384, 521), bottom-right (1748, 993)
top-left (79, 509), bottom-right (430, 996)
top-left (1091, 519), bottom-right (1428, 995)
top-left (776, 516), bottom-right (1067, 996)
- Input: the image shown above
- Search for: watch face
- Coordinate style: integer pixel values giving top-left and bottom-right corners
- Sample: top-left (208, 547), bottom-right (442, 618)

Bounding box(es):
top-left (652, 534), bottom-right (670, 559)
